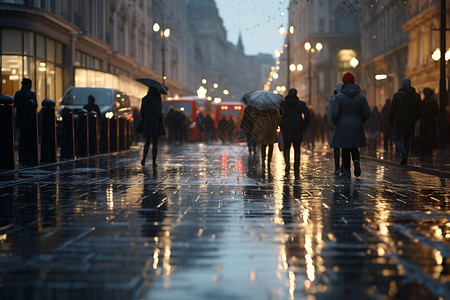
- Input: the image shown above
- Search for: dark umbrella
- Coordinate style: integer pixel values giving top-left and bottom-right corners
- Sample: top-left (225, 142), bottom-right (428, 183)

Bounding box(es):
top-left (136, 78), bottom-right (168, 94)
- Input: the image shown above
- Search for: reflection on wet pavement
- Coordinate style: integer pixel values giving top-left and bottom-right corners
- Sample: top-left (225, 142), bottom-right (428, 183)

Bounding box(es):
top-left (0, 143), bottom-right (449, 299)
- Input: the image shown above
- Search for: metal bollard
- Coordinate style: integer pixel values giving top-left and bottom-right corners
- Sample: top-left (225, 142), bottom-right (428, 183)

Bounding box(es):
top-left (19, 99), bottom-right (39, 166)
top-left (125, 119), bottom-right (131, 149)
top-left (99, 115), bottom-right (110, 153)
top-left (75, 109), bottom-right (89, 157)
top-left (88, 111), bottom-right (98, 155)
top-left (110, 116), bottom-right (118, 152)
top-left (118, 117), bottom-right (125, 151)
top-left (40, 99), bottom-right (57, 163)
top-left (0, 94), bottom-right (15, 169)
top-left (60, 107), bottom-right (75, 159)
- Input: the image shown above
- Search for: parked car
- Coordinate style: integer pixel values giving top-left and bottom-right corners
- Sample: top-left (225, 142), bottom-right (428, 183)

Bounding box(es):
top-left (57, 87), bottom-right (133, 121)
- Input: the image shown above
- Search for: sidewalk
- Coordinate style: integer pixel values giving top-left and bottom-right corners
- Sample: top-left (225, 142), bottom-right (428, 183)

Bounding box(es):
top-left (360, 145), bottom-right (450, 178)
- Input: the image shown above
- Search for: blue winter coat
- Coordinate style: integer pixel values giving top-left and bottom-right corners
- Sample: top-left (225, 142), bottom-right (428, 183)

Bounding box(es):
top-left (331, 84), bottom-right (370, 148)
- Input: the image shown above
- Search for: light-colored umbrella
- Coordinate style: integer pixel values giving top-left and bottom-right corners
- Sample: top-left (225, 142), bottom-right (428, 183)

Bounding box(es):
top-left (241, 90), bottom-right (283, 110)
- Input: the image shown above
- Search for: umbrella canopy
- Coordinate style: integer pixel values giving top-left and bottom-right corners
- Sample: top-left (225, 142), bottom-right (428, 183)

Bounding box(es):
top-left (241, 90), bottom-right (283, 110)
top-left (136, 78), bottom-right (168, 94)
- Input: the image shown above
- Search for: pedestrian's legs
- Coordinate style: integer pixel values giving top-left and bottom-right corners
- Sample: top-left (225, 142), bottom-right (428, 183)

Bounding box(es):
top-left (152, 135), bottom-right (159, 166)
top-left (350, 147), bottom-right (361, 177)
top-left (341, 148), bottom-right (351, 178)
top-left (267, 144), bottom-right (274, 163)
top-left (142, 136), bottom-right (151, 166)
top-left (393, 131), bottom-right (408, 165)
top-left (293, 140), bottom-right (301, 171)
top-left (404, 133), bottom-right (411, 157)
top-left (283, 139), bottom-right (291, 171)
top-left (333, 147), bottom-right (340, 174)
top-left (261, 144), bottom-right (267, 167)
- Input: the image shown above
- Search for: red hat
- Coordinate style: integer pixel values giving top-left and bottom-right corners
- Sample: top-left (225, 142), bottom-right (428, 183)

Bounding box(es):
top-left (342, 72), bottom-right (355, 85)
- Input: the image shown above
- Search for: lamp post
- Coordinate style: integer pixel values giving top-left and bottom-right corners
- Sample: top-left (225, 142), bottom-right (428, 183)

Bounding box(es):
top-left (153, 22), bottom-right (171, 86)
top-left (304, 41), bottom-right (323, 105)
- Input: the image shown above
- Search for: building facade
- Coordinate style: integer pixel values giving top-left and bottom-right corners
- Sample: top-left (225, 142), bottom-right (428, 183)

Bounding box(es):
top-left (0, 0), bottom-right (273, 111)
top-left (281, 0), bottom-right (361, 115)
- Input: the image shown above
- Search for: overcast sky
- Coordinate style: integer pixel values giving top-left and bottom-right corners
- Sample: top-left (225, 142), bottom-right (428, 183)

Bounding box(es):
top-left (215, 0), bottom-right (289, 57)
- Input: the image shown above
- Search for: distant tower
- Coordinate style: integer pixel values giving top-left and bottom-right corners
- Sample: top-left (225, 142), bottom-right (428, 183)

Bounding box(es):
top-left (237, 32), bottom-right (244, 53)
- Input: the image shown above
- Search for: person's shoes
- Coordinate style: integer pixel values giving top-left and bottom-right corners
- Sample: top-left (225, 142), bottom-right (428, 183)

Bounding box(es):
top-left (354, 160), bottom-right (361, 177)
top-left (285, 165), bottom-right (290, 172)
top-left (341, 170), bottom-right (351, 179)
top-left (153, 161), bottom-right (158, 167)
top-left (400, 157), bottom-right (407, 166)
top-left (140, 160), bottom-right (145, 167)
top-left (334, 168), bottom-right (340, 175)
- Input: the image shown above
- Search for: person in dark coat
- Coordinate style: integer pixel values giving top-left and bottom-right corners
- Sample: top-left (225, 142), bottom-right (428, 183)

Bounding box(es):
top-left (332, 72), bottom-right (370, 178)
top-left (381, 99), bottom-right (393, 151)
top-left (280, 88), bottom-right (311, 172)
top-left (140, 87), bottom-right (166, 167)
top-left (14, 78), bottom-right (37, 164)
top-left (241, 106), bottom-right (257, 154)
top-left (365, 106), bottom-right (382, 151)
top-left (204, 113), bottom-right (215, 144)
top-left (419, 87), bottom-right (439, 156)
top-left (327, 81), bottom-right (343, 175)
top-left (196, 111), bottom-right (205, 141)
top-left (218, 116), bottom-right (228, 144)
top-left (389, 77), bottom-right (422, 165)
top-left (83, 94), bottom-right (101, 116)
top-left (165, 106), bottom-right (177, 144)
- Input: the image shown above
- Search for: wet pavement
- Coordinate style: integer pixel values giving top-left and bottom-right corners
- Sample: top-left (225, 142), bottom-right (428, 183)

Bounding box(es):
top-left (0, 142), bottom-right (449, 300)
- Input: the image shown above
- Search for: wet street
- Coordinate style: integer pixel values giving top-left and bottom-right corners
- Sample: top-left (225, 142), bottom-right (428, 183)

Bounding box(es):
top-left (0, 142), bottom-right (449, 300)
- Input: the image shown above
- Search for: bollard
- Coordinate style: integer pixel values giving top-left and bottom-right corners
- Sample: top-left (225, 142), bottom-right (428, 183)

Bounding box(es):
top-left (40, 99), bottom-right (57, 163)
top-left (18, 99), bottom-right (39, 166)
top-left (119, 117), bottom-right (125, 151)
top-left (88, 111), bottom-right (98, 155)
top-left (99, 115), bottom-right (110, 153)
top-left (110, 116), bottom-right (118, 152)
top-left (60, 107), bottom-right (75, 159)
top-left (125, 119), bottom-right (131, 149)
top-left (0, 95), bottom-right (15, 169)
top-left (75, 109), bottom-right (89, 157)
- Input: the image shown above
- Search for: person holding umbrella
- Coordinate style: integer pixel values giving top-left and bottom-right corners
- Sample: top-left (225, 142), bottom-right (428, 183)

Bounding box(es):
top-left (138, 81), bottom-right (166, 167)
top-left (242, 90), bottom-right (283, 169)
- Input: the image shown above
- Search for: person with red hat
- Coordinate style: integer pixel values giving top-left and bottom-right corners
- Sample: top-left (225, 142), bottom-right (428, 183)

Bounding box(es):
top-left (331, 72), bottom-right (370, 178)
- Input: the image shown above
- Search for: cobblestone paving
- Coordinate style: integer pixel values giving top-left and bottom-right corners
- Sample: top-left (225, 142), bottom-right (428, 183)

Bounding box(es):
top-left (0, 143), bottom-right (449, 300)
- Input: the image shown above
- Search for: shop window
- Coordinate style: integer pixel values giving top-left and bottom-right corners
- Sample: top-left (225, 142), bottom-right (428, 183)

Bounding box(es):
top-left (36, 59), bottom-right (46, 102)
top-left (23, 56), bottom-right (35, 84)
top-left (56, 42), bottom-right (63, 64)
top-left (36, 34), bottom-right (45, 59)
top-left (46, 39), bottom-right (55, 62)
top-left (24, 31), bottom-right (34, 56)
top-left (46, 62), bottom-right (55, 101)
top-left (1, 55), bottom-right (23, 96)
top-left (2, 29), bottom-right (22, 54)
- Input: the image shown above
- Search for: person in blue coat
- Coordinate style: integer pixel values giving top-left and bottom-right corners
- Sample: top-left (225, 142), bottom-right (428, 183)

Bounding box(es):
top-left (331, 72), bottom-right (370, 178)
top-left (140, 87), bottom-right (166, 167)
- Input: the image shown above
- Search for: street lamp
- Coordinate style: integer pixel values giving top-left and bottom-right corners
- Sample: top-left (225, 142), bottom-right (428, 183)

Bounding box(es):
top-left (153, 22), bottom-right (171, 86)
top-left (304, 41), bottom-right (323, 105)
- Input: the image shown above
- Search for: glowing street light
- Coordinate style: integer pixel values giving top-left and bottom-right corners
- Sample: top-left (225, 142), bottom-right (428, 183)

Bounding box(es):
top-left (350, 57), bottom-right (359, 68)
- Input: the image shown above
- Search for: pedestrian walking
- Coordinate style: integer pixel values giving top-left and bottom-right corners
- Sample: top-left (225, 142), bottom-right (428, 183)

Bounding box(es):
top-left (365, 106), bottom-right (382, 151)
top-left (389, 77), bottom-right (422, 165)
top-left (196, 111), bottom-right (205, 141)
top-left (331, 72), bottom-right (370, 178)
top-left (279, 88), bottom-right (310, 173)
top-left (248, 106), bottom-right (280, 169)
top-left (241, 106), bottom-right (257, 154)
top-left (381, 99), bottom-right (393, 151)
top-left (140, 87), bottom-right (166, 167)
top-left (218, 116), bottom-right (228, 144)
top-left (165, 106), bottom-right (177, 144)
top-left (204, 113), bottom-right (215, 144)
top-left (419, 87), bottom-right (439, 156)
top-left (327, 81), bottom-right (343, 175)
top-left (14, 78), bottom-right (37, 165)
top-left (83, 94), bottom-right (100, 115)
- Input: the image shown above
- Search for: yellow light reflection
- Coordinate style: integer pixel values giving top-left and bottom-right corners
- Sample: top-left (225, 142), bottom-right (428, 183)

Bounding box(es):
top-left (107, 184), bottom-right (114, 210)
top-left (153, 248), bottom-right (160, 269)
top-left (289, 271), bottom-right (296, 299)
